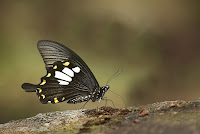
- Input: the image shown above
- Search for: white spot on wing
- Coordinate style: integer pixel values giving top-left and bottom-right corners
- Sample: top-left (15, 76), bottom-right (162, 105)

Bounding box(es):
top-left (57, 80), bottom-right (69, 85)
top-left (55, 71), bottom-right (72, 82)
top-left (72, 67), bottom-right (81, 73)
top-left (62, 67), bottom-right (74, 77)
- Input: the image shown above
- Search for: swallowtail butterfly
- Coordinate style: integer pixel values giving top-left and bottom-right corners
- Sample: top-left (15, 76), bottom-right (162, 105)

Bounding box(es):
top-left (21, 40), bottom-right (109, 104)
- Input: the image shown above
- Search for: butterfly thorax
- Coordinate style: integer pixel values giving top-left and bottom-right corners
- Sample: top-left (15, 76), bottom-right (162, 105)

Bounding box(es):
top-left (91, 85), bottom-right (109, 102)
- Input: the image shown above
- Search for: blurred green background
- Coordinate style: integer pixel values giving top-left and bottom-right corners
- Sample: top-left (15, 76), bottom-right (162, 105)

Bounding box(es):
top-left (0, 1), bottom-right (200, 123)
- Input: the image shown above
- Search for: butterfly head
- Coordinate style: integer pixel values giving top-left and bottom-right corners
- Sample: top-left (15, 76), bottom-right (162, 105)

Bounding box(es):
top-left (104, 85), bottom-right (110, 92)
top-left (100, 85), bottom-right (109, 94)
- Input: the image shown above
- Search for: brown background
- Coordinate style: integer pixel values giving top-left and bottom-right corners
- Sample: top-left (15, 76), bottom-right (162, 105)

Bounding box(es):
top-left (0, 1), bottom-right (200, 123)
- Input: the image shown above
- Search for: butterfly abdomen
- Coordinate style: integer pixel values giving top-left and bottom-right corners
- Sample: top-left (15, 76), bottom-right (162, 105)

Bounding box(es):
top-left (21, 83), bottom-right (37, 92)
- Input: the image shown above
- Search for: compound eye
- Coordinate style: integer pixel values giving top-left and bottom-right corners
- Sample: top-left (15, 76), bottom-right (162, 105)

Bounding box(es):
top-left (105, 85), bottom-right (110, 89)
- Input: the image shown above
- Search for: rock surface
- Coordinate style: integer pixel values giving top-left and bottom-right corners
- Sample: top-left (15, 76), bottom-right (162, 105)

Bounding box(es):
top-left (1, 99), bottom-right (200, 134)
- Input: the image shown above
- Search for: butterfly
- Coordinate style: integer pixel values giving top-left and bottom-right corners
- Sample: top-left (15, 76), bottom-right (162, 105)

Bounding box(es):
top-left (21, 40), bottom-right (109, 104)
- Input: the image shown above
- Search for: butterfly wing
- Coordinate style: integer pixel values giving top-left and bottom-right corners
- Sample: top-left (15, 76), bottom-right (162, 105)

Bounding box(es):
top-left (22, 40), bottom-right (100, 104)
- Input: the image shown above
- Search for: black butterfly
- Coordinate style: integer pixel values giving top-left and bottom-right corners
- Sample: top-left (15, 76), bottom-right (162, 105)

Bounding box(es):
top-left (22, 40), bottom-right (109, 104)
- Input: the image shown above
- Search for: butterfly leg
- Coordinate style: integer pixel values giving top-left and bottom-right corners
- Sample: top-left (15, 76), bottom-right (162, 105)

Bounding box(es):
top-left (102, 97), bottom-right (116, 108)
top-left (79, 100), bottom-right (90, 110)
top-left (102, 97), bottom-right (108, 107)
top-left (96, 98), bottom-right (102, 112)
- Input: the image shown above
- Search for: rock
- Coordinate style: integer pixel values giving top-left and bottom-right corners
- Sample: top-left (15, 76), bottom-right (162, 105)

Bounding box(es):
top-left (138, 109), bottom-right (149, 117)
top-left (1, 100), bottom-right (200, 134)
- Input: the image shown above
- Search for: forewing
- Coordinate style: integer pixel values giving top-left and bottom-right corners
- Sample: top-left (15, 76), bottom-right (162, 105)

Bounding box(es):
top-left (37, 40), bottom-right (99, 91)
top-left (37, 40), bottom-right (70, 68)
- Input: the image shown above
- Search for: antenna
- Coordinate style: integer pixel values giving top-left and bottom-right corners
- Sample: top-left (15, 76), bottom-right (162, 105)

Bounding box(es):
top-left (106, 68), bottom-right (123, 86)
top-left (106, 68), bottom-right (127, 108)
